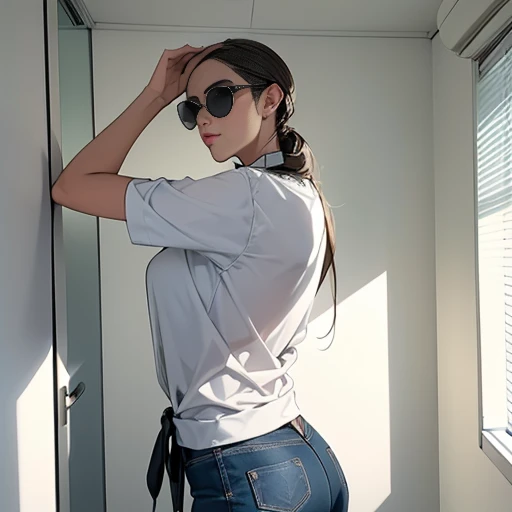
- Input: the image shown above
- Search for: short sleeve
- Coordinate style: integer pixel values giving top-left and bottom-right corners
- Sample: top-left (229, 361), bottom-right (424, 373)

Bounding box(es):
top-left (125, 169), bottom-right (254, 269)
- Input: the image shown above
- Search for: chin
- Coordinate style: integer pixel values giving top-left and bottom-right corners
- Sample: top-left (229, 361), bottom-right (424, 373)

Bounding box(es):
top-left (209, 147), bottom-right (234, 164)
top-left (210, 153), bottom-right (224, 163)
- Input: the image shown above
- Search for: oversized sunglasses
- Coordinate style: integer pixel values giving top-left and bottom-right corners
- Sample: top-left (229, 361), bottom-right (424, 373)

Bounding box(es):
top-left (177, 84), bottom-right (269, 130)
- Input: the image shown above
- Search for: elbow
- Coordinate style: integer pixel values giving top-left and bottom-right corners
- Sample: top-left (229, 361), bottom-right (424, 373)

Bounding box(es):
top-left (51, 182), bottom-right (65, 205)
top-left (52, 171), bottom-right (74, 204)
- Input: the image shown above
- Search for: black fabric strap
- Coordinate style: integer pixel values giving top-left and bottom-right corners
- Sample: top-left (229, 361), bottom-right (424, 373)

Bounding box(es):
top-left (147, 407), bottom-right (185, 512)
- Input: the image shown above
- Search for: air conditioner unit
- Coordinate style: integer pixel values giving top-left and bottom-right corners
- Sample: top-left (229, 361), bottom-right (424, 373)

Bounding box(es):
top-left (437, 0), bottom-right (512, 58)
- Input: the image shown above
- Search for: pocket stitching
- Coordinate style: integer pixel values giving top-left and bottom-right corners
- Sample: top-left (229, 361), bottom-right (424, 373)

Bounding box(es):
top-left (185, 451), bottom-right (214, 468)
top-left (224, 439), bottom-right (304, 457)
top-left (247, 457), bottom-right (311, 512)
top-left (185, 439), bottom-right (305, 468)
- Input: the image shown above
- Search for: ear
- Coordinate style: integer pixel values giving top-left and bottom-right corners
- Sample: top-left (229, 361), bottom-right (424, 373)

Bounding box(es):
top-left (261, 83), bottom-right (284, 119)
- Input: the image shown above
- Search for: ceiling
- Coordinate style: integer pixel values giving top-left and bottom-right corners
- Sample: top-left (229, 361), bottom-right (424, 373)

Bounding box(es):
top-left (77, 0), bottom-right (444, 36)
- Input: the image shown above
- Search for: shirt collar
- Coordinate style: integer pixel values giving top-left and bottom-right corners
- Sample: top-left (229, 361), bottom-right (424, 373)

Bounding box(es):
top-left (233, 150), bottom-right (285, 170)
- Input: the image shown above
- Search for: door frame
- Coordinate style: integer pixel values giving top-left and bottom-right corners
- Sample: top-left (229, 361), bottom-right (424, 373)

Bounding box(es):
top-left (45, 0), bottom-right (71, 510)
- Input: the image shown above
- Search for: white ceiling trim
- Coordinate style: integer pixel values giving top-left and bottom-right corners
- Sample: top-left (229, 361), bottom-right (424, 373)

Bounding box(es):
top-left (92, 22), bottom-right (431, 39)
top-left (61, 0), bottom-right (96, 28)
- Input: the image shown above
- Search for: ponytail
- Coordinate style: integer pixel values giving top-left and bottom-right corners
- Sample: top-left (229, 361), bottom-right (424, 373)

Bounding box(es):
top-left (276, 125), bottom-right (337, 345)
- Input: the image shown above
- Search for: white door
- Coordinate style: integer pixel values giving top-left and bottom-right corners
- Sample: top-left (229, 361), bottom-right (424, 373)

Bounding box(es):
top-left (47, 1), bottom-right (106, 511)
top-left (57, 2), bottom-right (108, 511)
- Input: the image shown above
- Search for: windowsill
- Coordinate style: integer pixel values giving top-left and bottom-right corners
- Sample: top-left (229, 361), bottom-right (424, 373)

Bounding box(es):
top-left (482, 428), bottom-right (512, 485)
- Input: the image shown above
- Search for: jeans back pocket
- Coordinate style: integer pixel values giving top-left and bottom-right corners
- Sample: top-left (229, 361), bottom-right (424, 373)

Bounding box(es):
top-left (247, 457), bottom-right (311, 512)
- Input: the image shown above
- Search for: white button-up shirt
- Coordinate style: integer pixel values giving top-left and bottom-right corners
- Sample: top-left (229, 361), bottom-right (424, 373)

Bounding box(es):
top-left (125, 154), bottom-right (326, 449)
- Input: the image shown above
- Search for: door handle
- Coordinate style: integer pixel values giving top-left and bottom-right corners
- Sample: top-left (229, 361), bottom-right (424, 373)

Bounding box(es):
top-left (59, 382), bottom-right (86, 426)
top-left (67, 382), bottom-right (86, 409)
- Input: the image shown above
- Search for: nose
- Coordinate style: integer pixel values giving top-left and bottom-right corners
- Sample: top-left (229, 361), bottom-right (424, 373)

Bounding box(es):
top-left (196, 105), bottom-right (212, 126)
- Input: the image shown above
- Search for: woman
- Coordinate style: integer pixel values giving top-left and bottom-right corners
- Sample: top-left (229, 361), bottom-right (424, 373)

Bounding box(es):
top-left (52, 38), bottom-right (348, 512)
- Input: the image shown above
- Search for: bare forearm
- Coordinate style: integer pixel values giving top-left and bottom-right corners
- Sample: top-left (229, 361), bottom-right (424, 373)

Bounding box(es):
top-left (54, 86), bottom-right (166, 188)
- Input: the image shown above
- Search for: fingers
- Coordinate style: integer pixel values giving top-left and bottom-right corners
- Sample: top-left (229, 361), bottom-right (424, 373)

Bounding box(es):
top-left (162, 42), bottom-right (222, 63)
top-left (174, 51), bottom-right (200, 75)
top-left (180, 42), bottom-right (223, 78)
top-left (165, 44), bottom-right (204, 60)
top-left (197, 42), bottom-right (224, 59)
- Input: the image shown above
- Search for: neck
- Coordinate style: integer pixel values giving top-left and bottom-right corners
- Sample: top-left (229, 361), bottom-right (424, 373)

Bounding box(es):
top-left (236, 122), bottom-right (281, 166)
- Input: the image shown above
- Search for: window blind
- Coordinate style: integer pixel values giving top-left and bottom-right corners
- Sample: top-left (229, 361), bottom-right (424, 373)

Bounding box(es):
top-left (477, 41), bottom-right (512, 436)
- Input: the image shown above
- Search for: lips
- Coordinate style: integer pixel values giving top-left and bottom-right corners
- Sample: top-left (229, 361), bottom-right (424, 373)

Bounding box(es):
top-left (202, 134), bottom-right (220, 146)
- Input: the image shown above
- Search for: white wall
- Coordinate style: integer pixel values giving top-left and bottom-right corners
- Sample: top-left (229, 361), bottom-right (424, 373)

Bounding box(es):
top-left (0, 1), bottom-right (57, 512)
top-left (432, 35), bottom-right (512, 512)
top-left (92, 30), bottom-right (438, 511)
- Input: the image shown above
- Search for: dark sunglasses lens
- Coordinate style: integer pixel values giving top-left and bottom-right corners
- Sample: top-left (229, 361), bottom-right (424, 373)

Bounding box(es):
top-left (207, 87), bottom-right (233, 118)
top-left (177, 101), bottom-right (199, 130)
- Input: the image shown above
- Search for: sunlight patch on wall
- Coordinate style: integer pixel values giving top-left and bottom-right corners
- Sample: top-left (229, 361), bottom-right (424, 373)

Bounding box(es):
top-left (17, 347), bottom-right (57, 512)
top-left (291, 271), bottom-right (391, 511)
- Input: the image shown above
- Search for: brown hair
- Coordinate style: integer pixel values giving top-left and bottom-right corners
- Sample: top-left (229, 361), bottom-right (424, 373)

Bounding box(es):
top-left (197, 38), bottom-right (337, 344)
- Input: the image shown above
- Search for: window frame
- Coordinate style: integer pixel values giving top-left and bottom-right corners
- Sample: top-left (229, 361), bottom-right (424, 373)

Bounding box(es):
top-left (474, 44), bottom-right (512, 484)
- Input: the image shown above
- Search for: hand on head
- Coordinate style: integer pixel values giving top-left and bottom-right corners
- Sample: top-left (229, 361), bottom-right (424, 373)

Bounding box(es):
top-left (146, 42), bottom-right (223, 106)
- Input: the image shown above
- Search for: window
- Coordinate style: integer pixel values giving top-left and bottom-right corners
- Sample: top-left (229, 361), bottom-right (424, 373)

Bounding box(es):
top-left (476, 28), bottom-right (512, 483)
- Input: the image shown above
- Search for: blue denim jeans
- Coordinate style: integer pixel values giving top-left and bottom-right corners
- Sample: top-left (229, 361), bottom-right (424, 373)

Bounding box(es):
top-left (182, 416), bottom-right (349, 511)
